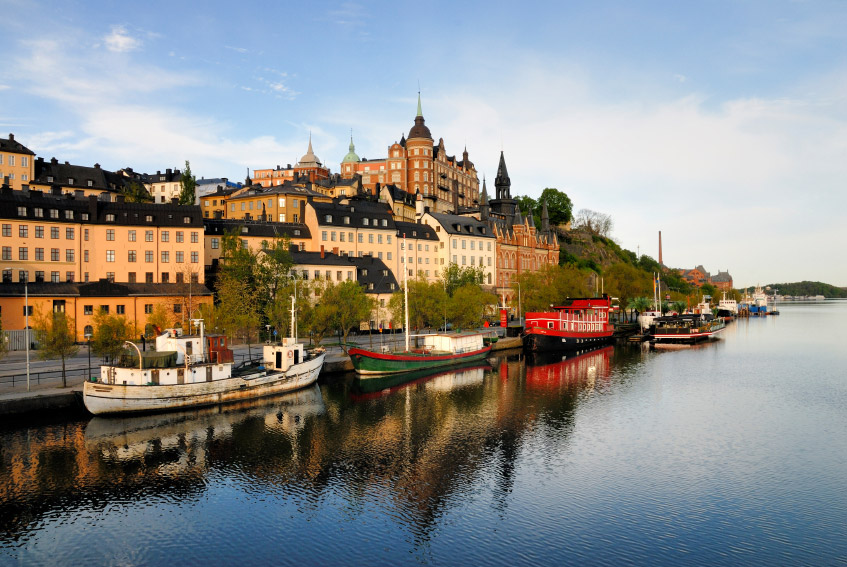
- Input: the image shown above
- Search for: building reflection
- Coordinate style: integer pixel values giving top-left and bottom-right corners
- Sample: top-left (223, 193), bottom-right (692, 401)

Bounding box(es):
top-left (0, 349), bottom-right (641, 545)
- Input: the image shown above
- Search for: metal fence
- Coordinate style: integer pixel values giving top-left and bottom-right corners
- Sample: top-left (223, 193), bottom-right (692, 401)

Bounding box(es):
top-left (0, 353), bottom-right (261, 389)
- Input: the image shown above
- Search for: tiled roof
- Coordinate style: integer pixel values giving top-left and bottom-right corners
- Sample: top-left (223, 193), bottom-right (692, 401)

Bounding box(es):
top-left (203, 219), bottom-right (310, 239)
top-left (0, 281), bottom-right (212, 297)
top-left (0, 134), bottom-right (35, 155)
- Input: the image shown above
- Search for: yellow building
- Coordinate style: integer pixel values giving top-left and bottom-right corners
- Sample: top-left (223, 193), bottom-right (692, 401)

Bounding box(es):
top-left (222, 184), bottom-right (329, 223)
top-left (202, 219), bottom-right (311, 274)
top-left (0, 134), bottom-right (35, 191)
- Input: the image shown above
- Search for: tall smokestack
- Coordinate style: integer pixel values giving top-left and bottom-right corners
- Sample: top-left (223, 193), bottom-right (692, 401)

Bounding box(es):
top-left (658, 231), bottom-right (663, 266)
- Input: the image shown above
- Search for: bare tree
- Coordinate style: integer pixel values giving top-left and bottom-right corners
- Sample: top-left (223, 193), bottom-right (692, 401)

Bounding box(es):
top-left (573, 209), bottom-right (614, 237)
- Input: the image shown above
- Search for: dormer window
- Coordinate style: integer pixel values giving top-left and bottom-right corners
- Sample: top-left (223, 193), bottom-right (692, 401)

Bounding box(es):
top-left (87, 180), bottom-right (93, 187)
top-left (160, 176), bottom-right (166, 181)
top-left (325, 214), bottom-right (332, 222)
top-left (106, 214), bottom-right (115, 222)
top-left (343, 216), bottom-right (350, 225)
top-left (65, 210), bottom-right (73, 219)
top-left (46, 176), bottom-right (53, 183)
top-left (68, 178), bottom-right (74, 185)
top-left (146, 215), bottom-right (153, 222)
top-left (293, 230), bottom-right (300, 236)
top-left (241, 227), bottom-right (248, 234)
top-left (381, 219), bottom-right (387, 227)
top-left (363, 218), bottom-right (369, 226)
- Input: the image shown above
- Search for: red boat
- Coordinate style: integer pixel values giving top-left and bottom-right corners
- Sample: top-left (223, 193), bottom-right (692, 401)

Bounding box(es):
top-left (522, 295), bottom-right (615, 354)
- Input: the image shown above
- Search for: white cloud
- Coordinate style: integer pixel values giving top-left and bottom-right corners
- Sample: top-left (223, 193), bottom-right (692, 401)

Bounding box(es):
top-left (103, 25), bottom-right (141, 53)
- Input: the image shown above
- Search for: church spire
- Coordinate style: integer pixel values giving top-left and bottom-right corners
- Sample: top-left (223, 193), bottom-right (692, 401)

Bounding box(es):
top-left (416, 91), bottom-right (423, 117)
top-left (541, 199), bottom-right (550, 233)
top-left (480, 177), bottom-right (490, 221)
top-left (495, 151), bottom-right (511, 200)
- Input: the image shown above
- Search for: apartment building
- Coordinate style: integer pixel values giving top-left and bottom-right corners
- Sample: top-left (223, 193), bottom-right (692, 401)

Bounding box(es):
top-left (419, 211), bottom-right (497, 287)
top-left (203, 218), bottom-right (311, 275)
top-left (0, 134), bottom-right (36, 191)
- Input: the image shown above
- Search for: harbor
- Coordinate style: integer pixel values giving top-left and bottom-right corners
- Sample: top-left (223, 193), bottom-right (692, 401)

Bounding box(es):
top-left (2, 300), bottom-right (845, 566)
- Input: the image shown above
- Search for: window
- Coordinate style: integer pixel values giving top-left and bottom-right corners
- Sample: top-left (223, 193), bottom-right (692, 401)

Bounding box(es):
top-left (116, 305), bottom-right (125, 315)
top-left (19, 225), bottom-right (28, 238)
top-left (358, 233), bottom-right (363, 243)
top-left (161, 251), bottom-right (170, 263)
top-left (51, 271), bottom-right (60, 283)
top-left (145, 251), bottom-right (153, 263)
top-left (278, 214), bottom-right (286, 222)
top-left (83, 250), bottom-right (88, 262)
top-left (176, 251), bottom-right (184, 263)
top-left (176, 272), bottom-right (184, 283)
top-left (18, 247), bottom-right (28, 260)
top-left (17, 206), bottom-right (26, 216)
top-left (35, 248), bottom-right (44, 261)
top-left (128, 230), bottom-right (136, 242)
top-left (183, 216), bottom-right (191, 224)
top-left (84, 229), bottom-right (89, 241)
top-left (191, 231), bottom-right (198, 243)
top-left (173, 303), bottom-right (182, 314)
top-left (106, 272), bottom-right (115, 282)
top-left (368, 234), bottom-right (373, 243)
top-left (99, 305), bottom-right (109, 314)
top-left (211, 238), bottom-right (219, 249)
top-left (176, 231), bottom-right (184, 243)
top-left (66, 227), bottom-right (74, 240)
top-left (2, 269), bottom-right (12, 283)
top-left (35, 270), bottom-right (45, 282)
top-left (18, 270), bottom-right (27, 283)
top-left (106, 229), bottom-right (115, 241)
top-left (144, 304), bottom-right (153, 314)
top-left (128, 272), bottom-right (136, 283)
top-left (128, 250), bottom-right (137, 262)
top-left (190, 273), bottom-right (198, 284)
top-left (145, 230), bottom-right (153, 242)
top-left (65, 249), bottom-right (74, 262)
top-left (363, 218), bottom-right (369, 226)
top-left (35, 226), bottom-right (44, 238)
top-left (106, 213), bottom-right (115, 222)
top-left (145, 215), bottom-right (153, 222)
top-left (162, 272), bottom-right (170, 283)
top-left (2, 247), bottom-right (11, 260)
top-left (51, 227), bottom-right (59, 239)
top-left (1, 224), bottom-right (9, 237)
top-left (191, 251), bottom-right (199, 263)
top-left (146, 272), bottom-right (154, 283)
top-left (106, 250), bottom-right (115, 262)
top-left (66, 271), bottom-right (74, 282)
top-left (161, 231), bottom-right (169, 242)
top-left (322, 231), bottom-right (327, 241)
top-left (51, 248), bottom-right (59, 261)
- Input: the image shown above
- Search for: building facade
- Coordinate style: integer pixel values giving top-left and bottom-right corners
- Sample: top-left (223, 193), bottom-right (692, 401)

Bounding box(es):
top-left (251, 138), bottom-right (331, 188)
top-left (0, 134), bottom-right (35, 191)
top-left (340, 96), bottom-right (480, 213)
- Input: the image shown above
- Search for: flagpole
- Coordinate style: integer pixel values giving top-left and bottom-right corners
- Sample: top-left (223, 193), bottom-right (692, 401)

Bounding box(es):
top-left (403, 234), bottom-right (410, 353)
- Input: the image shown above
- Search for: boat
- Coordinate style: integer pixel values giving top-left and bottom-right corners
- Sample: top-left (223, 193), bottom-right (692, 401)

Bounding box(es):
top-left (649, 313), bottom-right (726, 344)
top-left (348, 332), bottom-right (492, 375)
top-left (749, 285), bottom-right (769, 316)
top-left (716, 291), bottom-right (738, 319)
top-left (522, 294), bottom-right (615, 354)
top-left (83, 307), bottom-right (326, 415)
top-left (347, 234), bottom-right (491, 375)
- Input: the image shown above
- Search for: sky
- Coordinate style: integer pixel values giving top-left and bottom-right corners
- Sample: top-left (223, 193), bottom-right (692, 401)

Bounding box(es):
top-left (2, 0), bottom-right (846, 287)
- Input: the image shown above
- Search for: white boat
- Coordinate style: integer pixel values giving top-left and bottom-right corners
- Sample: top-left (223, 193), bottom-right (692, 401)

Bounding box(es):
top-left (638, 310), bottom-right (663, 331)
top-left (83, 319), bottom-right (325, 416)
top-left (717, 292), bottom-right (738, 316)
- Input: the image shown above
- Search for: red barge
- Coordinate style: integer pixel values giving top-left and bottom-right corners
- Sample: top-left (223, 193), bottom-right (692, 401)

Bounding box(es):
top-left (522, 295), bottom-right (615, 354)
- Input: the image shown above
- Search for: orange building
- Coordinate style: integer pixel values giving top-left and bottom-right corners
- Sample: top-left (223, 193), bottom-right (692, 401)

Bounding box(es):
top-left (0, 133), bottom-right (35, 191)
top-left (679, 266), bottom-right (733, 290)
top-left (340, 95), bottom-right (480, 213)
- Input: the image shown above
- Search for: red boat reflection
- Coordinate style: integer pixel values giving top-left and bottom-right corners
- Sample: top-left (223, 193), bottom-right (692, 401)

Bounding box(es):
top-left (524, 346), bottom-right (613, 392)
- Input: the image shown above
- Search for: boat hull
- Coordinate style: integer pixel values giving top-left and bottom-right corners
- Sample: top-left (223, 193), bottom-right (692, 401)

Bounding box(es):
top-left (348, 346), bottom-right (491, 375)
top-left (83, 353), bottom-right (325, 415)
top-left (652, 325), bottom-right (725, 343)
top-left (522, 329), bottom-right (614, 354)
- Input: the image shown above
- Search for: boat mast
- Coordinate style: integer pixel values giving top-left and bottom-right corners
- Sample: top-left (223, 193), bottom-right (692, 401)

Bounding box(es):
top-left (290, 295), bottom-right (296, 339)
top-left (404, 233), bottom-right (410, 352)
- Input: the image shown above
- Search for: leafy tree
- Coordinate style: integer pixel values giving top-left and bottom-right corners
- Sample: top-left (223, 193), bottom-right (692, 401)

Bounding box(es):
top-left (216, 272), bottom-right (261, 358)
top-left (538, 187), bottom-right (573, 226)
top-left (516, 195), bottom-right (538, 227)
top-left (442, 264), bottom-right (486, 297)
top-left (389, 276), bottom-right (449, 331)
top-left (123, 181), bottom-right (153, 203)
top-left (0, 316), bottom-right (7, 361)
top-left (33, 310), bottom-right (79, 388)
top-left (513, 264), bottom-right (591, 313)
top-left (91, 310), bottom-right (135, 364)
top-left (604, 263), bottom-right (652, 314)
top-left (671, 300), bottom-right (687, 315)
top-left (323, 280), bottom-right (376, 350)
top-left (448, 284), bottom-right (498, 330)
top-left (178, 160), bottom-right (197, 205)
top-left (146, 303), bottom-right (172, 337)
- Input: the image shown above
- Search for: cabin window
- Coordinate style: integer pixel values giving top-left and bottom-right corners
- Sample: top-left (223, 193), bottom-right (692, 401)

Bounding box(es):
top-left (548, 322), bottom-right (554, 329)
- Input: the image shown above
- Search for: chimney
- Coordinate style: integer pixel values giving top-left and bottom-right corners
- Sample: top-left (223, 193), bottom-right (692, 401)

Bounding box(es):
top-left (320, 245), bottom-right (325, 259)
top-left (658, 231), bottom-right (663, 266)
top-left (332, 247), bottom-right (339, 256)
top-left (94, 163), bottom-right (101, 169)
top-left (8, 133), bottom-right (13, 141)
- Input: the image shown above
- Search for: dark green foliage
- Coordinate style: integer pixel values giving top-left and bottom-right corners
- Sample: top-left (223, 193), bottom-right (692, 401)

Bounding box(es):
top-left (759, 281), bottom-right (847, 298)
top-left (178, 160), bottom-right (197, 205)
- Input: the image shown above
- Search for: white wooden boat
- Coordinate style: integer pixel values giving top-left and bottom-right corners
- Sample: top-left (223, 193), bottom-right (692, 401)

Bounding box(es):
top-left (83, 321), bottom-right (325, 416)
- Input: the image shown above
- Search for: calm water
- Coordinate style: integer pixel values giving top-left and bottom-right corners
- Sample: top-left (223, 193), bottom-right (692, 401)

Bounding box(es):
top-left (2, 302), bottom-right (846, 566)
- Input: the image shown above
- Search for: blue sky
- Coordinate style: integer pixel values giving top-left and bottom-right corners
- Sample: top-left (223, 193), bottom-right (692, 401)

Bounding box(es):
top-left (2, 0), bottom-right (846, 287)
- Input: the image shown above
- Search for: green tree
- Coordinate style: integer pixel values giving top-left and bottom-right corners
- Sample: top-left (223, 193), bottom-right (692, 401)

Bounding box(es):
top-left (146, 303), bottom-right (172, 337)
top-left (513, 264), bottom-right (591, 314)
top-left (538, 187), bottom-right (573, 226)
top-left (442, 264), bottom-right (486, 297)
top-left (178, 160), bottom-right (197, 205)
top-left (216, 272), bottom-right (261, 358)
top-left (389, 276), bottom-right (449, 331)
top-left (123, 180), bottom-right (153, 203)
top-left (0, 316), bottom-right (8, 361)
top-left (91, 310), bottom-right (135, 364)
top-left (604, 263), bottom-right (652, 314)
top-left (516, 195), bottom-right (538, 226)
top-left (323, 280), bottom-right (376, 350)
top-left (33, 310), bottom-right (79, 388)
top-left (448, 284), bottom-right (497, 330)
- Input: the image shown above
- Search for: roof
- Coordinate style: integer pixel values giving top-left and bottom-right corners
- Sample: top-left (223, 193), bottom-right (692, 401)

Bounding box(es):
top-left (426, 212), bottom-right (494, 238)
top-left (228, 183), bottom-right (324, 200)
top-left (203, 218), bottom-right (310, 239)
top-left (0, 281), bottom-right (212, 298)
top-left (310, 199), bottom-right (396, 230)
top-left (33, 157), bottom-right (125, 192)
top-left (407, 94), bottom-right (432, 140)
top-left (290, 251), bottom-right (399, 294)
top-left (0, 134), bottom-right (35, 156)
top-left (0, 187), bottom-right (204, 227)
top-left (395, 221), bottom-right (438, 241)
